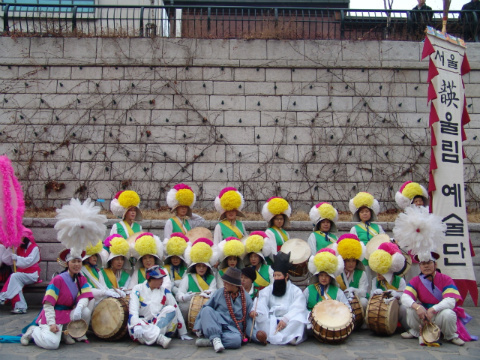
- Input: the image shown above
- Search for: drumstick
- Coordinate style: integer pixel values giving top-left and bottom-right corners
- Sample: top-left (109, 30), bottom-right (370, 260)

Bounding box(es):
top-left (249, 296), bottom-right (259, 342)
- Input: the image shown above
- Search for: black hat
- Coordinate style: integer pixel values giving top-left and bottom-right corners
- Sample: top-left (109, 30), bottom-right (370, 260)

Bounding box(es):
top-left (272, 251), bottom-right (293, 275)
top-left (241, 267), bottom-right (256, 283)
top-left (222, 267), bottom-right (242, 286)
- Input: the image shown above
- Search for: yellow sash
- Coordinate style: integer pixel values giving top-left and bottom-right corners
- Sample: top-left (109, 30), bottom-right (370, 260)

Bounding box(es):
top-left (124, 222), bottom-right (134, 237)
top-left (165, 264), bottom-right (183, 280)
top-left (356, 223), bottom-right (379, 237)
top-left (172, 216), bottom-right (186, 234)
top-left (196, 273), bottom-right (210, 291)
top-left (378, 278), bottom-right (397, 291)
top-left (220, 220), bottom-right (244, 239)
top-left (272, 226), bottom-right (288, 242)
top-left (255, 270), bottom-right (270, 288)
top-left (336, 274), bottom-right (347, 291)
top-left (103, 268), bottom-right (119, 288)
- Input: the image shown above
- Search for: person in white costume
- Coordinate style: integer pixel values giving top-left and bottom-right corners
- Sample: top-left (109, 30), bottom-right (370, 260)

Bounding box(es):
top-left (128, 265), bottom-right (191, 348)
top-left (251, 251), bottom-right (309, 345)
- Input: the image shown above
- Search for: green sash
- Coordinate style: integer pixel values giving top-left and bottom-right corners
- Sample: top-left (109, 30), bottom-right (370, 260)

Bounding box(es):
top-left (313, 231), bottom-right (338, 252)
top-left (218, 220), bottom-right (245, 240)
top-left (170, 217), bottom-right (191, 234)
top-left (187, 273), bottom-right (214, 292)
top-left (84, 265), bottom-right (100, 288)
top-left (164, 264), bottom-right (187, 280)
top-left (114, 222), bottom-right (141, 239)
top-left (253, 264), bottom-right (271, 290)
top-left (354, 223), bottom-right (380, 265)
top-left (337, 269), bottom-right (364, 290)
top-left (138, 268), bottom-right (146, 284)
top-left (101, 268), bottom-right (130, 289)
top-left (268, 226), bottom-right (288, 251)
top-left (307, 283), bottom-right (339, 311)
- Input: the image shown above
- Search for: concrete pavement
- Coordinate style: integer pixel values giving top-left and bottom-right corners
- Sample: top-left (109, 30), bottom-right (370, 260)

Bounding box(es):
top-left (1, 305), bottom-right (479, 360)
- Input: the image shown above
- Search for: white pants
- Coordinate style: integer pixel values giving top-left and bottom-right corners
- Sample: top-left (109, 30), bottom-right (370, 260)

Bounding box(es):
top-left (405, 307), bottom-right (458, 340)
top-left (129, 305), bottom-right (178, 345)
top-left (32, 306), bottom-right (91, 350)
top-left (0, 272), bottom-right (38, 310)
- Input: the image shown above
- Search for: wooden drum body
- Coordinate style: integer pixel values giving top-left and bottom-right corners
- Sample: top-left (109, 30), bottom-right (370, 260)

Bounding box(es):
top-left (309, 300), bottom-right (354, 344)
top-left (366, 294), bottom-right (398, 336)
top-left (187, 294), bottom-right (209, 331)
top-left (92, 297), bottom-right (129, 341)
top-left (349, 294), bottom-right (365, 330)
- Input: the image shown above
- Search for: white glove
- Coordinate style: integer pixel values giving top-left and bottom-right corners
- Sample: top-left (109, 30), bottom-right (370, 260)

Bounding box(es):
top-left (345, 287), bottom-right (357, 295)
top-left (105, 289), bottom-right (120, 298)
top-left (116, 289), bottom-right (127, 298)
top-left (133, 326), bottom-right (144, 340)
top-left (72, 306), bottom-right (82, 321)
top-left (11, 254), bottom-right (18, 262)
top-left (182, 292), bottom-right (194, 302)
top-left (387, 290), bottom-right (401, 299)
top-left (199, 292), bottom-right (211, 299)
top-left (180, 334), bottom-right (193, 340)
top-left (372, 289), bottom-right (384, 296)
top-left (383, 297), bottom-right (396, 305)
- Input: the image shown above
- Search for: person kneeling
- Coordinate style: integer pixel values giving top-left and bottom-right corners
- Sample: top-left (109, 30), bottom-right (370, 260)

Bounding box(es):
top-left (128, 265), bottom-right (190, 348)
top-left (193, 267), bottom-right (267, 352)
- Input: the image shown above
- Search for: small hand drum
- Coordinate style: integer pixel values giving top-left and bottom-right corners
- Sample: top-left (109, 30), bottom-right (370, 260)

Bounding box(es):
top-left (65, 319), bottom-right (88, 339)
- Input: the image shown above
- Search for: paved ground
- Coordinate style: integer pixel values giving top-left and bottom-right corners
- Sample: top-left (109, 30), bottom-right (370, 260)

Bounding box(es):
top-left (0, 305), bottom-right (479, 360)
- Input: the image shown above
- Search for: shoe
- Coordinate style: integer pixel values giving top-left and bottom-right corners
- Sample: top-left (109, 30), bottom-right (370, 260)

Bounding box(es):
top-left (401, 331), bottom-right (416, 339)
top-left (62, 333), bottom-right (75, 345)
top-left (75, 334), bottom-right (88, 342)
top-left (0, 299), bottom-right (5, 306)
top-left (156, 334), bottom-right (171, 349)
top-left (256, 330), bottom-right (267, 345)
top-left (20, 326), bottom-right (35, 346)
top-left (450, 337), bottom-right (465, 346)
top-left (11, 308), bottom-right (27, 314)
top-left (212, 337), bottom-right (224, 353)
top-left (195, 338), bottom-right (212, 347)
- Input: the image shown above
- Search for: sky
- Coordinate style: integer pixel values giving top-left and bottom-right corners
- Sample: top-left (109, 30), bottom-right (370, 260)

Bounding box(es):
top-left (349, 0), bottom-right (467, 11)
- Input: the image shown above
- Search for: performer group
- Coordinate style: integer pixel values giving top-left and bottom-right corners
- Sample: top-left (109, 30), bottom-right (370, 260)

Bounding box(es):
top-left (0, 179), bottom-right (476, 351)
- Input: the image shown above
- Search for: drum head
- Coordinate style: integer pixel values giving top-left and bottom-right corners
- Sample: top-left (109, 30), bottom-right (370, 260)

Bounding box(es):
top-left (185, 227), bottom-right (213, 243)
top-left (386, 297), bottom-right (399, 333)
top-left (92, 297), bottom-right (128, 338)
top-left (312, 300), bottom-right (351, 329)
top-left (422, 322), bottom-right (441, 343)
top-left (281, 239), bottom-right (311, 265)
top-left (365, 234), bottom-right (391, 260)
top-left (66, 319), bottom-right (88, 338)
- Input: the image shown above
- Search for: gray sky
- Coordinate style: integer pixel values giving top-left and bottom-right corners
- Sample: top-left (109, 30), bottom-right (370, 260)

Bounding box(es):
top-left (349, 0), bottom-right (466, 11)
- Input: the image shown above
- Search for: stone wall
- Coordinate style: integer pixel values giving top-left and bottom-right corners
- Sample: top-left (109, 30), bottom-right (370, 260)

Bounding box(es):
top-left (0, 37), bottom-right (479, 213)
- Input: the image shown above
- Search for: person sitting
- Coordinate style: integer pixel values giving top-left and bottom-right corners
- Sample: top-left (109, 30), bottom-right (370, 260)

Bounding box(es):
top-left (263, 197), bottom-right (292, 257)
top-left (99, 236), bottom-right (131, 297)
top-left (252, 252), bottom-right (309, 345)
top-left (164, 184), bottom-right (205, 239)
top-left (194, 267), bottom-right (267, 352)
top-left (0, 226), bottom-right (41, 314)
top-left (21, 249), bottom-right (93, 349)
top-left (241, 267), bottom-right (258, 299)
top-left (307, 202), bottom-right (339, 254)
top-left (163, 233), bottom-right (190, 296)
top-left (401, 251), bottom-right (477, 345)
top-left (109, 190), bottom-right (143, 239)
top-left (213, 187), bottom-right (247, 246)
top-left (128, 265), bottom-right (190, 348)
top-left (216, 237), bottom-right (245, 288)
top-left (243, 232), bottom-right (274, 292)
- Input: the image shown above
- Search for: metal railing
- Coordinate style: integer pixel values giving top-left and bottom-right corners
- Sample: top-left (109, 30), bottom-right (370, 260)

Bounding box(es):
top-left (0, 4), bottom-right (478, 42)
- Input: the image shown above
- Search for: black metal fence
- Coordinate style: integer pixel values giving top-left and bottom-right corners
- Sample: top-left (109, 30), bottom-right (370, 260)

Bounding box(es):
top-left (0, 4), bottom-right (478, 42)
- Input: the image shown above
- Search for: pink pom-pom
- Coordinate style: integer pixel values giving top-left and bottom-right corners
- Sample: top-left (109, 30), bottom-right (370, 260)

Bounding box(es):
top-left (337, 233), bottom-right (360, 243)
top-left (193, 237), bottom-right (213, 247)
top-left (170, 232), bottom-right (189, 242)
top-left (173, 183), bottom-right (192, 191)
top-left (136, 232), bottom-right (154, 241)
top-left (250, 231), bottom-right (268, 238)
top-left (104, 234), bottom-right (123, 247)
top-left (219, 187), bottom-right (238, 198)
top-left (315, 201), bottom-right (329, 208)
top-left (114, 190), bottom-right (123, 199)
top-left (266, 196), bottom-right (281, 202)
top-left (378, 242), bottom-right (400, 255)
top-left (317, 248), bottom-right (336, 255)
top-left (399, 181), bottom-right (412, 193)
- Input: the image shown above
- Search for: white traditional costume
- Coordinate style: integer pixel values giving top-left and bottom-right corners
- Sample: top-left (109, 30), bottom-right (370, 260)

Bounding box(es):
top-left (213, 187), bottom-right (247, 245)
top-left (307, 202), bottom-right (339, 254)
top-left (216, 237), bottom-right (245, 288)
top-left (99, 235), bottom-right (131, 296)
top-left (262, 197), bottom-right (291, 255)
top-left (243, 231), bottom-right (274, 291)
top-left (109, 190), bottom-right (143, 239)
top-left (163, 233), bottom-right (189, 296)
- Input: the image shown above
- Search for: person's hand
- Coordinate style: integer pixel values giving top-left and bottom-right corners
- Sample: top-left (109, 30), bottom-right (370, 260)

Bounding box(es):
top-left (116, 289), bottom-right (126, 298)
top-left (105, 289), bottom-right (120, 298)
top-left (182, 292), bottom-right (194, 302)
top-left (426, 307), bottom-right (437, 321)
top-left (249, 311), bottom-right (258, 319)
top-left (275, 320), bottom-right (287, 333)
top-left (11, 254), bottom-right (17, 262)
top-left (383, 297), bottom-right (395, 305)
top-left (345, 287), bottom-right (356, 295)
top-left (387, 290), bottom-right (401, 299)
top-left (72, 307), bottom-right (82, 321)
top-left (180, 334), bottom-right (193, 340)
top-left (133, 326), bottom-right (144, 340)
top-left (414, 304), bottom-right (427, 320)
top-left (199, 291), bottom-right (211, 299)
top-left (372, 289), bottom-right (384, 296)
top-left (49, 324), bottom-right (59, 333)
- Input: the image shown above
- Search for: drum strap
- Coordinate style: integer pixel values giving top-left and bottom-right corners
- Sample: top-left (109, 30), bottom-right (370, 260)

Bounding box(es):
top-left (219, 220), bottom-right (245, 239)
top-left (101, 269), bottom-right (130, 289)
top-left (171, 217), bottom-right (191, 234)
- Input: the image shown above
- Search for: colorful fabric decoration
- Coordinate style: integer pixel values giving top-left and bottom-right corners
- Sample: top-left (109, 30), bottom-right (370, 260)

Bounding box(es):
top-left (349, 192), bottom-right (380, 222)
top-left (308, 248), bottom-right (344, 278)
top-left (395, 181), bottom-right (428, 209)
top-left (309, 202), bottom-right (338, 232)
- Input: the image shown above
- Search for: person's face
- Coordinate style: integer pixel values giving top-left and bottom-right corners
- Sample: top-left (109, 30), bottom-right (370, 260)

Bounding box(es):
top-left (344, 258), bottom-right (357, 272)
top-left (320, 219), bottom-right (331, 232)
top-left (318, 272), bottom-right (331, 286)
top-left (125, 208), bottom-right (136, 221)
top-left (273, 215), bottom-right (285, 228)
top-left (241, 274), bottom-right (253, 290)
top-left (249, 253), bottom-right (261, 267)
top-left (413, 197), bottom-right (425, 207)
top-left (141, 254), bottom-right (156, 269)
top-left (196, 263), bottom-right (208, 276)
top-left (111, 256), bottom-right (125, 270)
top-left (224, 281), bottom-right (239, 294)
top-left (225, 210), bottom-right (237, 221)
top-left (176, 206), bottom-right (188, 217)
top-left (273, 271), bottom-right (287, 281)
top-left (420, 260), bottom-right (437, 277)
top-left (87, 254), bottom-right (98, 266)
top-left (68, 258), bottom-right (82, 274)
top-left (227, 256), bottom-right (238, 268)
top-left (170, 256), bottom-right (181, 266)
top-left (359, 207), bottom-right (372, 222)
top-left (149, 277), bottom-right (164, 289)
top-left (418, 0), bottom-right (426, 6)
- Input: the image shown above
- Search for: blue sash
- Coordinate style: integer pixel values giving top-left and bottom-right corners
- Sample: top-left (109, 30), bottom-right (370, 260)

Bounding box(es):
top-left (60, 271), bottom-right (78, 302)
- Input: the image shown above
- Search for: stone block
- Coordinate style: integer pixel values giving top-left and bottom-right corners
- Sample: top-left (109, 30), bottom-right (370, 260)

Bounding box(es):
top-left (0, 37), bottom-right (30, 60)
top-left (72, 143), bottom-right (106, 162)
top-left (296, 112), bottom-right (331, 127)
top-left (118, 80), bottom-right (151, 94)
top-left (265, 68), bottom-right (291, 82)
top-left (145, 144), bottom-right (187, 163)
top-left (361, 96), bottom-right (388, 113)
top-left (30, 38), bottom-right (64, 60)
top-left (97, 38), bottom-right (130, 62)
top-left (272, 82), bottom-right (299, 96)
top-left (232, 163), bottom-right (267, 182)
top-left (203, 67), bottom-right (234, 82)
top-left (103, 125), bottom-right (137, 144)
top-left (55, 80), bottom-right (90, 94)
top-left (181, 80), bottom-right (213, 95)
top-left (245, 96), bottom-right (281, 111)
top-left (151, 80), bottom-right (177, 95)
top-left (103, 66), bottom-right (125, 80)
top-left (71, 66), bottom-right (102, 80)
top-left (192, 162), bottom-right (232, 181)
top-left (174, 94), bottom-right (209, 110)
top-left (105, 143), bottom-right (147, 162)
top-left (38, 161), bottom-right (81, 181)
top-left (328, 82), bottom-right (355, 96)
top-left (267, 40), bottom-right (304, 61)
top-left (286, 126), bottom-right (321, 145)
top-left (18, 66), bottom-right (50, 80)
top-left (219, 126), bottom-right (255, 145)
top-left (224, 110), bottom-right (260, 127)
top-left (213, 81), bottom-right (245, 95)
top-left (261, 111), bottom-right (296, 127)
top-left (88, 80), bottom-right (119, 94)
top-left (185, 144), bottom-right (226, 163)
top-left (330, 97), bottom-right (353, 112)
top-left (300, 82), bottom-right (329, 96)
top-left (415, 97), bottom-right (430, 113)
top-left (110, 161), bottom-right (153, 181)
top-left (187, 110), bottom-right (223, 126)
top-left (258, 144), bottom-right (298, 163)
top-left (129, 38), bottom-right (163, 63)
top-left (32, 143), bottom-right (71, 162)
top-left (304, 40), bottom-right (342, 63)
top-left (245, 82), bottom-right (277, 96)
top-left (153, 67), bottom-right (177, 81)
top-left (137, 124), bottom-right (176, 144)
top-left (1, 80), bottom-right (25, 94)
top-left (406, 83), bottom-right (428, 97)
top-left (136, 94), bottom-right (174, 110)
top-left (395, 69), bottom-right (421, 83)
top-left (162, 38), bottom-right (197, 61)
top-left (64, 38), bottom-right (97, 61)
top-left (175, 125), bottom-right (216, 143)
top-left (254, 127), bottom-right (285, 145)
top-left (225, 144), bottom-right (259, 163)
top-left (195, 39), bottom-right (230, 60)
top-left (151, 109), bottom-right (186, 125)
top-left (0, 66), bottom-right (19, 79)
top-left (234, 68), bottom-right (265, 82)
top-left (368, 68), bottom-right (395, 83)
top-left (4, 93), bottom-right (41, 109)
top-left (230, 40), bottom-right (266, 60)
top-left (0, 109), bottom-right (17, 124)
top-left (210, 95), bottom-right (246, 111)
top-left (176, 67), bottom-right (203, 81)
top-left (380, 41), bottom-right (420, 61)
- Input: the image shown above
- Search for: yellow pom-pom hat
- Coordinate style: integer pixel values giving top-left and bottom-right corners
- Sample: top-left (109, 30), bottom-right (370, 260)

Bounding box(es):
top-left (261, 197), bottom-right (292, 228)
top-left (82, 240), bottom-right (107, 267)
top-left (163, 233), bottom-right (190, 264)
top-left (395, 181), bottom-right (428, 210)
top-left (369, 242), bottom-right (405, 283)
top-left (218, 236), bottom-right (246, 267)
top-left (105, 236), bottom-right (131, 269)
top-left (349, 192), bottom-right (380, 222)
top-left (184, 237), bottom-right (218, 271)
top-left (166, 184), bottom-right (196, 217)
top-left (110, 190), bottom-right (143, 221)
top-left (333, 233), bottom-right (365, 262)
top-left (215, 187), bottom-right (245, 220)
top-left (133, 232), bottom-right (164, 263)
top-left (309, 202), bottom-right (339, 232)
top-left (308, 248), bottom-right (344, 278)
top-left (243, 231), bottom-right (275, 265)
